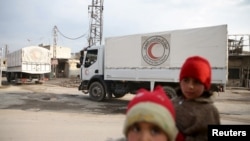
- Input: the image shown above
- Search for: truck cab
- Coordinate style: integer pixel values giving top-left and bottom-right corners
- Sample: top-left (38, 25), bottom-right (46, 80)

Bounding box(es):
top-left (81, 46), bottom-right (104, 80)
top-left (78, 46), bottom-right (107, 101)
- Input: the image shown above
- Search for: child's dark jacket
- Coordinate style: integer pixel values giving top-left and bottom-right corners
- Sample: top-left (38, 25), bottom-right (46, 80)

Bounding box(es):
top-left (172, 96), bottom-right (220, 141)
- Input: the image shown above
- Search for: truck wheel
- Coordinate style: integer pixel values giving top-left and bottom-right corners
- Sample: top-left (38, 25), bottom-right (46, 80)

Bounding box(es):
top-left (163, 86), bottom-right (177, 99)
top-left (89, 82), bottom-right (106, 102)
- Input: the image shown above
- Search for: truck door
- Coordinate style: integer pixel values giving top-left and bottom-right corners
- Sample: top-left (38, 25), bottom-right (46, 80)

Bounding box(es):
top-left (81, 49), bottom-right (98, 80)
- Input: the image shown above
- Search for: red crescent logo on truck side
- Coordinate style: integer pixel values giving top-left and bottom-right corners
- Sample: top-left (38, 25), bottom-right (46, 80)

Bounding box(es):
top-left (142, 36), bottom-right (170, 66)
top-left (85, 69), bottom-right (89, 75)
top-left (147, 42), bottom-right (159, 60)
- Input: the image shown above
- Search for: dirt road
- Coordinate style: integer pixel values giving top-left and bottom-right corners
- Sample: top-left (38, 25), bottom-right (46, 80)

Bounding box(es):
top-left (0, 78), bottom-right (249, 141)
top-left (214, 87), bottom-right (250, 124)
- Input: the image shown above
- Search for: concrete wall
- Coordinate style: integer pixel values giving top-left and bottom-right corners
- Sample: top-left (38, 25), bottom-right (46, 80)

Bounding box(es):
top-left (66, 59), bottom-right (80, 78)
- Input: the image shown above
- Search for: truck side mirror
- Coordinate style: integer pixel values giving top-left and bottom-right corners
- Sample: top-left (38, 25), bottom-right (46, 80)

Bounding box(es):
top-left (76, 63), bottom-right (81, 68)
top-left (79, 56), bottom-right (83, 65)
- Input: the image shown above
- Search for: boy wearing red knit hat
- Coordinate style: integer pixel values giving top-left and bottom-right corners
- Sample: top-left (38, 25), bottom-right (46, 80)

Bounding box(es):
top-left (172, 56), bottom-right (220, 141)
top-left (123, 86), bottom-right (179, 141)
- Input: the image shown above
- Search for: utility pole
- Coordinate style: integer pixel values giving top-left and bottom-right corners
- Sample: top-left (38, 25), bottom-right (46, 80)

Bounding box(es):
top-left (88, 0), bottom-right (104, 47)
top-left (0, 47), bottom-right (2, 87)
top-left (52, 26), bottom-right (58, 78)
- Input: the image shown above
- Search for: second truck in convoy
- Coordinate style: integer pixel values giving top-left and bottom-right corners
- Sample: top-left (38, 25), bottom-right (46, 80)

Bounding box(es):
top-left (6, 46), bottom-right (51, 84)
top-left (78, 25), bottom-right (228, 101)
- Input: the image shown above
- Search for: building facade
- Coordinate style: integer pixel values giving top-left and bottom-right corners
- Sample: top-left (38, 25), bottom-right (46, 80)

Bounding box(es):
top-left (227, 34), bottom-right (250, 88)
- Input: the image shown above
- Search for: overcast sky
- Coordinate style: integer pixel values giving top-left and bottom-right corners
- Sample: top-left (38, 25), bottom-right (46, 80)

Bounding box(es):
top-left (0, 0), bottom-right (250, 53)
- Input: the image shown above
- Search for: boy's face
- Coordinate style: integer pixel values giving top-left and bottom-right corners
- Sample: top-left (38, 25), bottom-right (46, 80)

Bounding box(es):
top-left (127, 122), bottom-right (168, 141)
top-left (180, 77), bottom-right (205, 99)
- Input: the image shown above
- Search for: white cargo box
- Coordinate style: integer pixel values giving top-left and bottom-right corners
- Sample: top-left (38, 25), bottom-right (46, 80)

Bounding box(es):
top-left (7, 46), bottom-right (51, 74)
top-left (104, 25), bottom-right (228, 84)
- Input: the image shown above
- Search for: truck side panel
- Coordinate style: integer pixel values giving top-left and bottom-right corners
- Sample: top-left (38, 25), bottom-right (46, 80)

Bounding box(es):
top-left (104, 25), bottom-right (228, 84)
top-left (170, 25), bottom-right (227, 68)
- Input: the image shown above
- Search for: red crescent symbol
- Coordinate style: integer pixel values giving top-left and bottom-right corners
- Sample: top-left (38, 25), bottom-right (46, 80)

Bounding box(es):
top-left (85, 69), bottom-right (89, 75)
top-left (148, 42), bottom-right (159, 59)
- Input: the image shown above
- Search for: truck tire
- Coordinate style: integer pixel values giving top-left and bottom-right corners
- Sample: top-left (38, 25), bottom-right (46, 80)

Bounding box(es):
top-left (89, 81), bottom-right (106, 102)
top-left (163, 86), bottom-right (177, 99)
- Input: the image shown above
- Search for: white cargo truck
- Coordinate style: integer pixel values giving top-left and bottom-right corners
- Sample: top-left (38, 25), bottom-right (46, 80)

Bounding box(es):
top-left (78, 25), bottom-right (228, 101)
top-left (6, 46), bottom-right (51, 84)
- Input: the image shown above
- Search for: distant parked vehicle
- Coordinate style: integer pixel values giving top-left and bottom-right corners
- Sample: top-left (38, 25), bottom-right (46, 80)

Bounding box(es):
top-left (6, 46), bottom-right (51, 84)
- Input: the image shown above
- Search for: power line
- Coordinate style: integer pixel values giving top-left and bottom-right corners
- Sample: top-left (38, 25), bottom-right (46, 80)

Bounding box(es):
top-left (55, 26), bottom-right (87, 40)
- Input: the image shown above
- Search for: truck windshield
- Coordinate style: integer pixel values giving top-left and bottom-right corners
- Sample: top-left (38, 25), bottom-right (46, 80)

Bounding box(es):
top-left (84, 49), bottom-right (98, 68)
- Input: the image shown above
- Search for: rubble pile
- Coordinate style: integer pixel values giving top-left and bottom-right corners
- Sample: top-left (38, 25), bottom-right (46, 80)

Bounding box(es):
top-left (59, 77), bottom-right (81, 88)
